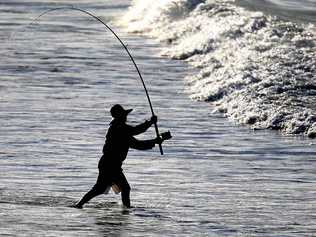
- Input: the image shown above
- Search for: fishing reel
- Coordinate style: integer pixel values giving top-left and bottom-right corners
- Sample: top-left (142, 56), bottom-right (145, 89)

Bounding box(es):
top-left (160, 131), bottom-right (172, 141)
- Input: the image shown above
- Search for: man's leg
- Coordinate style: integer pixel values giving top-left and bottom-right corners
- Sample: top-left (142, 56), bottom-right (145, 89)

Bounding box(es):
top-left (75, 186), bottom-right (104, 208)
top-left (121, 188), bottom-right (131, 208)
top-left (114, 171), bottom-right (131, 208)
top-left (75, 171), bottom-right (109, 208)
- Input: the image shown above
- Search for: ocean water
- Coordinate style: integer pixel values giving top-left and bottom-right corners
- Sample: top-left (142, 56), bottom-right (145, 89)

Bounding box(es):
top-left (123, 0), bottom-right (316, 138)
top-left (0, 0), bottom-right (316, 236)
top-left (237, 0), bottom-right (316, 23)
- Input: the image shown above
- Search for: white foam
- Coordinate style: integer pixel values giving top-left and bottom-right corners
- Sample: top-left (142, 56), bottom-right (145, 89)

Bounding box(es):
top-left (121, 0), bottom-right (316, 138)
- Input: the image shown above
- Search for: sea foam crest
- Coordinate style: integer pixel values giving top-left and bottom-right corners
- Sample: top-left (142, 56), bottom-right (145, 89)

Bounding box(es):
top-left (122, 0), bottom-right (316, 138)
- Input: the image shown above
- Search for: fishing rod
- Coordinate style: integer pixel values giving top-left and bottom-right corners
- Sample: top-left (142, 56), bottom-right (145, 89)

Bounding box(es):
top-left (29, 6), bottom-right (165, 155)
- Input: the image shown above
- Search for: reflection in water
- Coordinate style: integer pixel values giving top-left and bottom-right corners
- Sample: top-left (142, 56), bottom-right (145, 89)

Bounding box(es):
top-left (93, 204), bottom-right (130, 237)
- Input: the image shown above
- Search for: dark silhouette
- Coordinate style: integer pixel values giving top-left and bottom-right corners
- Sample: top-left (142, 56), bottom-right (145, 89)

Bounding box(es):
top-left (74, 104), bottom-right (167, 208)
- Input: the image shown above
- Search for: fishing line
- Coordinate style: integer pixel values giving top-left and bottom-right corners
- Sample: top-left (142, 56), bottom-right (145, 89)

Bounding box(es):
top-left (25, 6), bottom-right (164, 155)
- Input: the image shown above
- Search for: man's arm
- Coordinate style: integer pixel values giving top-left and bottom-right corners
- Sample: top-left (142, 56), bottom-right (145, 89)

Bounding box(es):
top-left (129, 137), bottom-right (156, 150)
top-left (129, 116), bottom-right (157, 135)
top-left (129, 134), bottom-right (169, 151)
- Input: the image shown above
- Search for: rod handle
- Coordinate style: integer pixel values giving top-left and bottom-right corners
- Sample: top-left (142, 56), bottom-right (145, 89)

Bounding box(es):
top-left (154, 122), bottom-right (164, 155)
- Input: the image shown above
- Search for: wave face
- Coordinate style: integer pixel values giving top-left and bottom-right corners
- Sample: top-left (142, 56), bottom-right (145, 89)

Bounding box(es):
top-left (122, 0), bottom-right (316, 138)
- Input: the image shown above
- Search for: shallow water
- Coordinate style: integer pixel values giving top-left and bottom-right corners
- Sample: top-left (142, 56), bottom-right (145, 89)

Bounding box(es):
top-left (0, 1), bottom-right (316, 236)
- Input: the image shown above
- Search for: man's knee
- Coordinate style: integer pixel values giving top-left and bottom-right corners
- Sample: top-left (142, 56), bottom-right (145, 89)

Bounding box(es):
top-left (115, 172), bottom-right (131, 192)
top-left (91, 184), bottom-right (108, 195)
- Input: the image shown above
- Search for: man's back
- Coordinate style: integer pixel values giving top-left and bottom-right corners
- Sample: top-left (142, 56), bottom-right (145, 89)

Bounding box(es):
top-left (101, 120), bottom-right (131, 169)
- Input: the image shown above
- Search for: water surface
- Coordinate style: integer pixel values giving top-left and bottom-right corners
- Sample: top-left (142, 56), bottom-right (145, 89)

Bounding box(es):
top-left (0, 1), bottom-right (315, 236)
top-left (236, 0), bottom-right (316, 23)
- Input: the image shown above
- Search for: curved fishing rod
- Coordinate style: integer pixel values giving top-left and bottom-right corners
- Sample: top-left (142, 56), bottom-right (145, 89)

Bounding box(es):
top-left (30, 6), bottom-right (164, 155)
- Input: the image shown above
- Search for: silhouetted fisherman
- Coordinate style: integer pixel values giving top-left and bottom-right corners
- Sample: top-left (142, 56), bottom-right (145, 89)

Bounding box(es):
top-left (74, 104), bottom-right (165, 208)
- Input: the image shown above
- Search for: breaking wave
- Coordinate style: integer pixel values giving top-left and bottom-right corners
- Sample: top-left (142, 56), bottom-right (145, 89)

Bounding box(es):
top-left (121, 0), bottom-right (316, 138)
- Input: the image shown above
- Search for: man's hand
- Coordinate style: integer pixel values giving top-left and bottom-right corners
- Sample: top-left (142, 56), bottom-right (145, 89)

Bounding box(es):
top-left (160, 131), bottom-right (172, 141)
top-left (150, 115), bottom-right (158, 125)
top-left (154, 136), bottom-right (163, 145)
top-left (154, 131), bottom-right (172, 145)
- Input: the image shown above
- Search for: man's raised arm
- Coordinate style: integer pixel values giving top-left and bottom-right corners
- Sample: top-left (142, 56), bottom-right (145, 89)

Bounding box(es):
top-left (129, 116), bottom-right (157, 135)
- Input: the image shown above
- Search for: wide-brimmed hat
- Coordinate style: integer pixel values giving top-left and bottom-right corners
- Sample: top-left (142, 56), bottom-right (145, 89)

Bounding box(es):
top-left (110, 104), bottom-right (133, 119)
